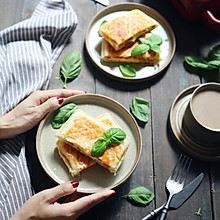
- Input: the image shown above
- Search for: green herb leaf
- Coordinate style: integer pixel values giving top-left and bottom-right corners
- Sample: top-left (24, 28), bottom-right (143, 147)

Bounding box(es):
top-left (51, 103), bottom-right (78, 129)
top-left (131, 34), bottom-right (162, 57)
top-left (149, 34), bottom-right (163, 46)
top-left (103, 128), bottom-right (126, 145)
top-left (139, 37), bottom-right (150, 45)
top-left (125, 186), bottom-right (155, 206)
top-left (59, 50), bottom-right (82, 88)
top-left (195, 207), bottom-right (202, 216)
top-left (91, 139), bottom-right (107, 157)
top-left (100, 20), bottom-right (108, 26)
top-left (208, 44), bottom-right (220, 61)
top-left (150, 44), bottom-right (161, 53)
top-left (131, 44), bottom-right (150, 56)
top-left (130, 97), bottom-right (150, 123)
top-left (208, 60), bottom-right (220, 67)
top-left (119, 64), bottom-right (136, 77)
top-left (185, 56), bottom-right (216, 70)
top-left (91, 128), bottom-right (126, 157)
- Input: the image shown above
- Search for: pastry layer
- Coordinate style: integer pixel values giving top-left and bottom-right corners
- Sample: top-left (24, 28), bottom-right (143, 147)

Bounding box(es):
top-left (57, 140), bottom-right (95, 177)
top-left (98, 9), bottom-right (158, 51)
top-left (57, 109), bottom-right (129, 173)
top-left (101, 33), bottom-right (161, 64)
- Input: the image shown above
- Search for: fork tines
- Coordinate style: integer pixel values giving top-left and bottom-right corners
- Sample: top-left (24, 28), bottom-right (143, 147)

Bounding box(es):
top-left (170, 155), bottom-right (192, 184)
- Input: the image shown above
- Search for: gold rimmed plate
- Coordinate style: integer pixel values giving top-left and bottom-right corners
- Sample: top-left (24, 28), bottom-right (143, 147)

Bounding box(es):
top-left (169, 85), bottom-right (220, 161)
top-left (85, 3), bottom-right (176, 81)
top-left (36, 94), bottom-right (142, 193)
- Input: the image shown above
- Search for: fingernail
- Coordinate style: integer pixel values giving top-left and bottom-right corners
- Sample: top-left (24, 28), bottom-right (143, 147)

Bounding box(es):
top-left (112, 191), bottom-right (116, 195)
top-left (70, 180), bottom-right (79, 188)
top-left (57, 97), bottom-right (64, 105)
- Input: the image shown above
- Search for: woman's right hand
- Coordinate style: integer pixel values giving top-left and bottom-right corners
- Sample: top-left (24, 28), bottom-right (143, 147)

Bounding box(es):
top-left (10, 181), bottom-right (115, 220)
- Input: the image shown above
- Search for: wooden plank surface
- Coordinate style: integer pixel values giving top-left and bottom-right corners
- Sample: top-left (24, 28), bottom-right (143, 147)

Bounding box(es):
top-left (1, 0), bottom-right (220, 219)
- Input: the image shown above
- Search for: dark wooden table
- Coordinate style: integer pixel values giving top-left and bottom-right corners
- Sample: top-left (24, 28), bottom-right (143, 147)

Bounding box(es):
top-left (1, 0), bottom-right (220, 219)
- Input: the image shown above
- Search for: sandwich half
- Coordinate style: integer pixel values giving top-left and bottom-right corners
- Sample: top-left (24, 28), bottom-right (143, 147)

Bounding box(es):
top-left (57, 140), bottom-right (96, 177)
top-left (98, 9), bottom-right (158, 51)
top-left (101, 33), bottom-right (161, 64)
top-left (57, 109), bottom-right (130, 174)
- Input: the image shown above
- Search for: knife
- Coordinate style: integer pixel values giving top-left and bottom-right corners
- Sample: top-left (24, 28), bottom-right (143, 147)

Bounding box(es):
top-left (92, 0), bottom-right (109, 7)
top-left (141, 172), bottom-right (204, 220)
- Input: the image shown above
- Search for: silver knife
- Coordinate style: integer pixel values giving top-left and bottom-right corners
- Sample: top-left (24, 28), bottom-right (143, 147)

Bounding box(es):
top-left (92, 0), bottom-right (109, 7)
top-left (141, 173), bottom-right (204, 220)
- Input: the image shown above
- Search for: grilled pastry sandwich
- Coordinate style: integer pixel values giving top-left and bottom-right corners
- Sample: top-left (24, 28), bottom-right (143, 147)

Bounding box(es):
top-left (98, 9), bottom-right (158, 51)
top-left (57, 109), bottom-right (130, 174)
top-left (57, 140), bottom-right (96, 177)
top-left (101, 33), bottom-right (161, 64)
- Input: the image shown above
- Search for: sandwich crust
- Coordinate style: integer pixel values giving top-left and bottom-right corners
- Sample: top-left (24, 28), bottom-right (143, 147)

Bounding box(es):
top-left (57, 109), bottom-right (130, 174)
top-left (101, 33), bottom-right (161, 64)
top-left (57, 140), bottom-right (96, 177)
top-left (98, 9), bottom-right (158, 51)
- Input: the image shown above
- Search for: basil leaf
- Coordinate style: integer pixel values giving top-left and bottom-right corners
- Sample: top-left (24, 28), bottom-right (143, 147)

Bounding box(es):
top-left (103, 128), bottom-right (126, 145)
top-left (126, 186), bottom-right (155, 206)
top-left (100, 20), bottom-right (108, 26)
top-left (59, 50), bottom-right (82, 88)
top-left (209, 44), bottom-right (220, 61)
top-left (149, 34), bottom-right (163, 46)
top-left (185, 56), bottom-right (216, 70)
top-left (92, 128), bottom-right (126, 157)
top-left (119, 64), bottom-right (136, 77)
top-left (91, 139), bottom-right (107, 157)
top-left (130, 97), bottom-right (150, 123)
top-left (150, 44), bottom-right (161, 53)
top-left (51, 103), bottom-right (78, 129)
top-left (208, 60), bottom-right (220, 67)
top-left (131, 44), bottom-right (150, 56)
top-left (139, 37), bottom-right (150, 45)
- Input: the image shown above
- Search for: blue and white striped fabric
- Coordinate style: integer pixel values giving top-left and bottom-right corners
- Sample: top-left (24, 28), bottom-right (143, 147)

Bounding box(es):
top-left (0, 0), bottom-right (77, 219)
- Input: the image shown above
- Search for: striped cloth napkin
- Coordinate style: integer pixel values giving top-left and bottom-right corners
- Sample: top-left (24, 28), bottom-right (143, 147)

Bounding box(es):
top-left (0, 0), bottom-right (77, 219)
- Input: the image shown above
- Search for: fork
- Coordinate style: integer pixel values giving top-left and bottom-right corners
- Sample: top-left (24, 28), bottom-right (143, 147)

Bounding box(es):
top-left (158, 155), bottom-right (192, 220)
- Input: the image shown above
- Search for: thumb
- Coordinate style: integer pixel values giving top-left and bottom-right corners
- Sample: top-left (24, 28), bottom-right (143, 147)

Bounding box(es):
top-left (45, 181), bottom-right (79, 203)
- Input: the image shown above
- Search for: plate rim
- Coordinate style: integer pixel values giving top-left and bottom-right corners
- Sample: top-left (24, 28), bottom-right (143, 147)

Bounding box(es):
top-left (85, 2), bottom-right (176, 82)
top-left (36, 93), bottom-right (142, 193)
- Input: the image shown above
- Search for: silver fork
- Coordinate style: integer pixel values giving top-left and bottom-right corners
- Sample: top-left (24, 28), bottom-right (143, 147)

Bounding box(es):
top-left (158, 155), bottom-right (192, 220)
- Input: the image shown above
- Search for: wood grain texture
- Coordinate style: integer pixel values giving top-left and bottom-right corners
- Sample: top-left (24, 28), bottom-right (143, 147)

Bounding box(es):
top-left (1, 0), bottom-right (220, 219)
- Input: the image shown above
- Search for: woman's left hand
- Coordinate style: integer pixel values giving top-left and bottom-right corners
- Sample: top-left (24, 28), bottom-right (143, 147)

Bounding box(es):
top-left (10, 181), bottom-right (115, 220)
top-left (0, 89), bottom-right (85, 139)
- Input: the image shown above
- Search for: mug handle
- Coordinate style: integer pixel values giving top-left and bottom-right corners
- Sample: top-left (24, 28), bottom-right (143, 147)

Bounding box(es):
top-left (204, 10), bottom-right (220, 31)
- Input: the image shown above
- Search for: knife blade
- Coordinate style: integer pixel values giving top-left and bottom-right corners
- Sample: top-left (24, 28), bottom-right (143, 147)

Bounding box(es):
top-left (92, 0), bottom-right (109, 7)
top-left (141, 172), bottom-right (204, 220)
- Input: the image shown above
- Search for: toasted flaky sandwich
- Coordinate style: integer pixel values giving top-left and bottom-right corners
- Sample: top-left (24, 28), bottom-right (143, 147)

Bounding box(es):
top-left (100, 33), bottom-right (161, 64)
top-left (98, 9), bottom-right (158, 51)
top-left (97, 113), bottom-right (130, 162)
top-left (56, 109), bottom-right (130, 174)
top-left (57, 140), bottom-right (96, 177)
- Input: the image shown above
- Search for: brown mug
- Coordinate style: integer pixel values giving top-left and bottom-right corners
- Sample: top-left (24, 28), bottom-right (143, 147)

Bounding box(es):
top-left (183, 83), bottom-right (220, 146)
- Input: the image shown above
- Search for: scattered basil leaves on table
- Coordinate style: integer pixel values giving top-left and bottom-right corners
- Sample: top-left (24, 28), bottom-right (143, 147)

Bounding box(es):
top-left (91, 128), bottom-right (126, 157)
top-left (122, 186), bottom-right (155, 206)
top-left (185, 44), bottom-right (220, 82)
top-left (51, 103), bottom-right (78, 129)
top-left (130, 97), bottom-right (150, 123)
top-left (56, 50), bottom-right (82, 88)
top-left (119, 63), bottom-right (136, 77)
top-left (131, 34), bottom-right (163, 56)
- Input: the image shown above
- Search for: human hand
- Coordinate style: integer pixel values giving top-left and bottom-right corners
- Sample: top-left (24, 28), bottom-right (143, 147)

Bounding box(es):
top-left (0, 89), bottom-right (85, 139)
top-left (10, 181), bottom-right (115, 220)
